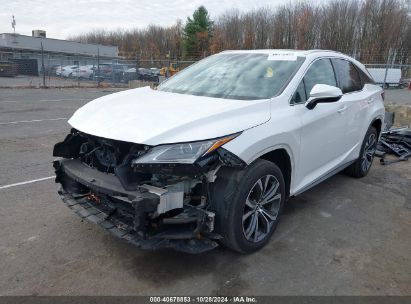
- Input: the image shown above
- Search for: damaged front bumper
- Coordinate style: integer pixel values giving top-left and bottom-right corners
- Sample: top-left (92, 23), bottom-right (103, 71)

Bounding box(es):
top-left (53, 129), bottom-right (246, 253)
top-left (54, 158), bottom-right (220, 253)
top-left (58, 189), bottom-right (218, 253)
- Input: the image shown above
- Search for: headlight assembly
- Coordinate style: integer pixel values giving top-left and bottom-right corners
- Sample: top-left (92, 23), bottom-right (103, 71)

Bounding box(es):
top-left (132, 134), bottom-right (239, 165)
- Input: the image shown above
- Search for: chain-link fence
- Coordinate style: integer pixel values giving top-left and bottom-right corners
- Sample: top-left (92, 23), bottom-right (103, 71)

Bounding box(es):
top-left (364, 64), bottom-right (411, 89)
top-left (0, 49), bottom-right (410, 89)
top-left (0, 50), bottom-right (199, 88)
top-left (350, 49), bottom-right (411, 89)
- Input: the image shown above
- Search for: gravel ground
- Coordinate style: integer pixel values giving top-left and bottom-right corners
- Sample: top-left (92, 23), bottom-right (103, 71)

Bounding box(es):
top-left (0, 88), bottom-right (410, 296)
top-left (384, 88), bottom-right (411, 106)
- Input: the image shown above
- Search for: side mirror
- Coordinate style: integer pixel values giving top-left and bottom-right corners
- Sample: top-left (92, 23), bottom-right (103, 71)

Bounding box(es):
top-left (305, 84), bottom-right (343, 110)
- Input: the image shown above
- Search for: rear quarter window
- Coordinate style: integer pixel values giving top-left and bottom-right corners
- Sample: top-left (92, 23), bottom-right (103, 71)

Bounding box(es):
top-left (356, 66), bottom-right (375, 85)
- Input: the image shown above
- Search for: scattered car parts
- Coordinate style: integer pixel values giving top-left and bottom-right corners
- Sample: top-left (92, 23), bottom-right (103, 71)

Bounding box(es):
top-left (377, 127), bottom-right (411, 165)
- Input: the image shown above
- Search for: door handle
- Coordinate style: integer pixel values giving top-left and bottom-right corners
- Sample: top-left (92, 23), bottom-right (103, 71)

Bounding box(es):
top-left (337, 106), bottom-right (347, 114)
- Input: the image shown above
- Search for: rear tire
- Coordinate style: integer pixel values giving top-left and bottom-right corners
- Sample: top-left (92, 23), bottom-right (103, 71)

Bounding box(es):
top-left (211, 159), bottom-right (285, 253)
top-left (345, 126), bottom-right (378, 178)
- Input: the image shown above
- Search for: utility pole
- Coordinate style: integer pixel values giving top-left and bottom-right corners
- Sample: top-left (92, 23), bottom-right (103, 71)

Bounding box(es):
top-left (41, 41), bottom-right (46, 88)
top-left (390, 49), bottom-right (397, 68)
top-left (383, 48), bottom-right (392, 90)
top-left (11, 15), bottom-right (16, 33)
top-left (97, 48), bottom-right (101, 87)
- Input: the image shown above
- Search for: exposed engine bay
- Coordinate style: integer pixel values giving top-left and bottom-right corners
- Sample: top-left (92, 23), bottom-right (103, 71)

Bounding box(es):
top-left (53, 129), bottom-right (245, 253)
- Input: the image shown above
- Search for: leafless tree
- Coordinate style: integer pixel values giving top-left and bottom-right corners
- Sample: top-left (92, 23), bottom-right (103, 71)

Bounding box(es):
top-left (70, 0), bottom-right (410, 63)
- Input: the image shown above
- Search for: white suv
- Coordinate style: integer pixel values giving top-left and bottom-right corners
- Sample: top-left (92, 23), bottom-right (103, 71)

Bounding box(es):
top-left (53, 50), bottom-right (384, 253)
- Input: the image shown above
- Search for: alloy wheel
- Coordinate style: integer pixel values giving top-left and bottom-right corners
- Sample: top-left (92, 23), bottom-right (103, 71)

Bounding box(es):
top-left (362, 133), bottom-right (377, 172)
top-left (242, 175), bottom-right (282, 243)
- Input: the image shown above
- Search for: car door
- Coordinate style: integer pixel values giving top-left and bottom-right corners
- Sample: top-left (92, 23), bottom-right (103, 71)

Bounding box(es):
top-left (331, 58), bottom-right (370, 159)
top-left (291, 58), bottom-right (348, 192)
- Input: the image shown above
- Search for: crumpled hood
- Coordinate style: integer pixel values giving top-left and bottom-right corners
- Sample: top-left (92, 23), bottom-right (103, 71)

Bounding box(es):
top-left (68, 86), bottom-right (271, 145)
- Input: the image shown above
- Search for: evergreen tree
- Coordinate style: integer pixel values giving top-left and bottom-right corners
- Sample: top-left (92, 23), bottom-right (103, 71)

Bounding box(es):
top-left (183, 6), bottom-right (213, 58)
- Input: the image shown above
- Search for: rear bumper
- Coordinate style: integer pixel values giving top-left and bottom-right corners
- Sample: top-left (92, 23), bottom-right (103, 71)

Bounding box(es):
top-left (54, 159), bottom-right (219, 254)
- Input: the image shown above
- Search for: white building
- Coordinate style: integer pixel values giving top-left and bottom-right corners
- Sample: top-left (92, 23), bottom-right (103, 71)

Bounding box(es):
top-left (0, 31), bottom-right (118, 75)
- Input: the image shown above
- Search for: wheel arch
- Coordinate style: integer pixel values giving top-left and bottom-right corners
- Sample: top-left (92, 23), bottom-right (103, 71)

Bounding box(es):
top-left (258, 148), bottom-right (292, 198)
top-left (371, 117), bottom-right (383, 138)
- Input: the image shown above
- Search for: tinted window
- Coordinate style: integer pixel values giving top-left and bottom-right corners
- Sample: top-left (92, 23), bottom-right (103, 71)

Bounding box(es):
top-left (356, 66), bottom-right (375, 84)
top-left (158, 53), bottom-right (305, 100)
top-left (332, 59), bottom-right (362, 93)
top-left (303, 59), bottom-right (337, 96)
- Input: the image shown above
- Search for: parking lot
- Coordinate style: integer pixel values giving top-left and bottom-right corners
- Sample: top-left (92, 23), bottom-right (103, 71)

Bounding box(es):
top-left (0, 88), bottom-right (410, 296)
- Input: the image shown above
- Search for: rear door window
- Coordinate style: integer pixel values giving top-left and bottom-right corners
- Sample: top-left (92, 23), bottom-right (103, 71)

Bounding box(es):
top-left (331, 59), bottom-right (363, 93)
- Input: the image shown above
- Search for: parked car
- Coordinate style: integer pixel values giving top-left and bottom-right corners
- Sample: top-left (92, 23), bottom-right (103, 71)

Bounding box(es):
top-left (150, 68), bottom-right (160, 75)
top-left (138, 68), bottom-right (159, 82)
top-left (111, 64), bottom-right (129, 82)
top-left (61, 65), bottom-right (78, 78)
top-left (71, 65), bottom-right (95, 79)
top-left (93, 63), bottom-right (128, 82)
top-left (55, 65), bottom-right (63, 76)
top-left (123, 67), bottom-right (160, 83)
top-left (53, 50), bottom-right (384, 254)
top-left (92, 63), bottom-right (110, 81)
top-left (122, 67), bottom-right (138, 83)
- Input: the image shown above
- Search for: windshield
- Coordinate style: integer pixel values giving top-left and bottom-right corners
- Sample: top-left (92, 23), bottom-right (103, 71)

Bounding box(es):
top-left (158, 53), bottom-right (305, 100)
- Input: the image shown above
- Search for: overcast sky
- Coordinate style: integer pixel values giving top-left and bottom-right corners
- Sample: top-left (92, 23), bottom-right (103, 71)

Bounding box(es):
top-left (0, 0), bottom-right (313, 39)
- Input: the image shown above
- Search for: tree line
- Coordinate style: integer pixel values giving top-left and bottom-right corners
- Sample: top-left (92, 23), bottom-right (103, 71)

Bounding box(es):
top-left (70, 0), bottom-right (411, 64)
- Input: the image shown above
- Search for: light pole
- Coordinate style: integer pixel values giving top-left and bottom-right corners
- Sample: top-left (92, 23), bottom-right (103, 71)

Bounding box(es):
top-left (11, 15), bottom-right (16, 33)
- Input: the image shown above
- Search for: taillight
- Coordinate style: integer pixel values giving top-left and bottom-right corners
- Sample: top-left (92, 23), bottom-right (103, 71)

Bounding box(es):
top-left (381, 91), bottom-right (385, 101)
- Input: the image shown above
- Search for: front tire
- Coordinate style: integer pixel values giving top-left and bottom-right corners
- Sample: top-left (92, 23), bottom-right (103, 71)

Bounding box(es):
top-left (345, 126), bottom-right (378, 178)
top-left (211, 159), bottom-right (285, 253)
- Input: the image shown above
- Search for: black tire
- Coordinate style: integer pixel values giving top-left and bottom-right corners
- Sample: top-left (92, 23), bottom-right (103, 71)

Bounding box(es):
top-left (345, 126), bottom-right (378, 178)
top-left (210, 159), bottom-right (286, 253)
